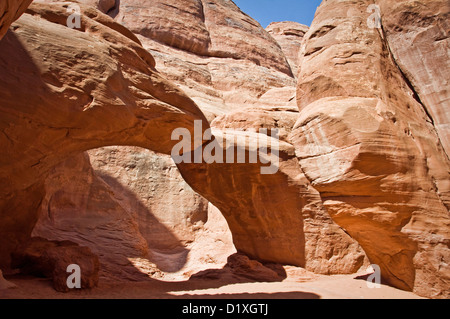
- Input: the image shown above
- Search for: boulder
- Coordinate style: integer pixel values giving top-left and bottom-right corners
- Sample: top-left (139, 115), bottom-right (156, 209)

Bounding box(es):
top-left (11, 237), bottom-right (99, 292)
top-left (266, 21), bottom-right (309, 76)
top-left (377, 0), bottom-right (450, 157)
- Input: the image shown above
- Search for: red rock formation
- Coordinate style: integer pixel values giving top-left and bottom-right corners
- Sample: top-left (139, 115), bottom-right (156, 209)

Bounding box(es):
top-left (0, 270), bottom-right (16, 289)
top-left (292, 0), bottom-right (449, 298)
top-left (0, 0), bottom-right (33, 39)
top-left (31, 153), bottom-right (151, 281)
top-left (109, 0), bottom-right (296, 120)
top-left (108, 0), bottom-right (368, 274)
top-left (378, 0), bottom-right (450, 158)
top-left (266, 21), bottom-right (309, 76)
top-left (26, 0), bottom-right (367, 278)
top-left (0, 2), bottom-right (209, 269)
top-left (177, 126), bottom-right (368, 274)
top-left (1, 0), bottom-right (448, 300)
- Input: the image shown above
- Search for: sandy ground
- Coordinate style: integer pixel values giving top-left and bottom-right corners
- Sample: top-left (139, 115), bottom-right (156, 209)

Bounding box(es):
top-left (0, 268), bottom-right (424, 299)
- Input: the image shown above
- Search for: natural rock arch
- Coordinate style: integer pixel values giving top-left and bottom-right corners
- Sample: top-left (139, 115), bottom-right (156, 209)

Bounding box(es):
top-left (0, 3), bottom-right (209, 268)
top-left (0, 0), bottom-right (448, 299)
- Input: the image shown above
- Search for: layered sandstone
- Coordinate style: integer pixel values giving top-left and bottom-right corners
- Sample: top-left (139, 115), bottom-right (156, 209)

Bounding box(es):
top-left (177, 125), bottom-right (368, 274)
top-left (109, 0), bottom-right (368, 274)
top-left (19, 0), bottom-right (368, 278)
top-left (292, 0), bottom-right (450, 298)
top-left (0, 2), bottom-right (209, 269)
top-left (266, 21), bottom-right (309, 76)
top-left (110, 0), bottom-right (297, 120)
top-left (1, 0), bottom-right (448, 300)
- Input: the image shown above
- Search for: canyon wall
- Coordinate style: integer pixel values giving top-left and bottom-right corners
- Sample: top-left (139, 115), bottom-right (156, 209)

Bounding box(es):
top-left (0, 0), bottom-right (448, 298)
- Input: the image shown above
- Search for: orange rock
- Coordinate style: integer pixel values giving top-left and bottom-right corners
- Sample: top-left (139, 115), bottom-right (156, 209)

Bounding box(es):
top-left (378, 0), bottom-right (450, 157)
top-left (111, 0), bottom-right (296, 120)
top-left (177, 125), bottom-right (368, 274)
top-left (292, 0), bottom-right (450, 298)
top-left (0, 0), bottom-right (33, 39)
top-left (266, 21), bottom-right (309, 77)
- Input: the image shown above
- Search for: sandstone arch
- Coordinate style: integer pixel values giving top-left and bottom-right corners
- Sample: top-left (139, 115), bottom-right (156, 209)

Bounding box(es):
top-left (0, 0), bottom-right (448, 299)
top-left (0, 2), bottom-right (209, 268)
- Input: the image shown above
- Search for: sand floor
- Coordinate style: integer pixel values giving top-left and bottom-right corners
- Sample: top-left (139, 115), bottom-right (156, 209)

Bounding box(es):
top-left (0, 268), bottom-right (424, 299)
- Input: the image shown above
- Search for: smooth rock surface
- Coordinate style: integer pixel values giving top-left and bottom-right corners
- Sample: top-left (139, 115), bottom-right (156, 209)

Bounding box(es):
top-left (266, 21), bottom-right (309, 76)
top-left (0, 270), bottom-right (16, 289)
top-left (177, 126), bottom-right (369, 274)
top-left (292, 0), bottom-right (450, 298)
top-left (110, 0), bottom-right (297, 120)
top-left (0, 0), bottom-right (33, 39)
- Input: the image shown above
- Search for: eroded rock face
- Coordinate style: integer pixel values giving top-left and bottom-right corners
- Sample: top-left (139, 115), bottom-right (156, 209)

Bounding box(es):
top-left (177, 122), bottom-right (368, 274)
top-left (3, 0), bottom-right (368, 281)
top-left (292, 0), bottom-right (450, 298)
top-left (2, 0), bottom-right (448, 299)
top-left (266, 21), bottom-right (309, 76)
top-left (32, 150), bottom-right (234, 281)
top-left (25, 0), bottom-right (368, 277)
top-left (378, 0), bottom-right (450, 157)
top-left (87, 147), bottom-right (209, 251)
top-left (0, 2), bottom-right (209, 269)
top-left (32, 153), bottom-right (151, 281)
top-left (109, 0), bottom-right (296, 120)
top-left (105, 0), bottom-right (368, 274)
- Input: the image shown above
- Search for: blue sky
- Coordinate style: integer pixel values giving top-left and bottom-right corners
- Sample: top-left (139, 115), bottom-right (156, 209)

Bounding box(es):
top-left (233, 0), bottom-right (322, 28)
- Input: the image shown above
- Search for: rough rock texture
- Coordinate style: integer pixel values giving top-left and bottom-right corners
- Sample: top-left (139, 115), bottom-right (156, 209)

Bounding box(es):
top-left (292, 0), bottom-right (450, 298)
top-left (378, 0), bottom-right (450, 157)
top-left (32, 153), bottom-right (151, 281)
top-left (109, 0), bottom-right (297, 120)
top-left (11, 237), bottom-right (99, 292)
top-left (0, 0), bottom-right (33, 39)
top-left (0, 270), bottom-right (16, 289)
top-left (266, 21), bottom-right (309, 76)
top-left (2, 0), bottom-right (448, 300)
top-left (177, 125), bottom-right (368, 274)
top-left (0, 2), bottom-right (209, 269)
